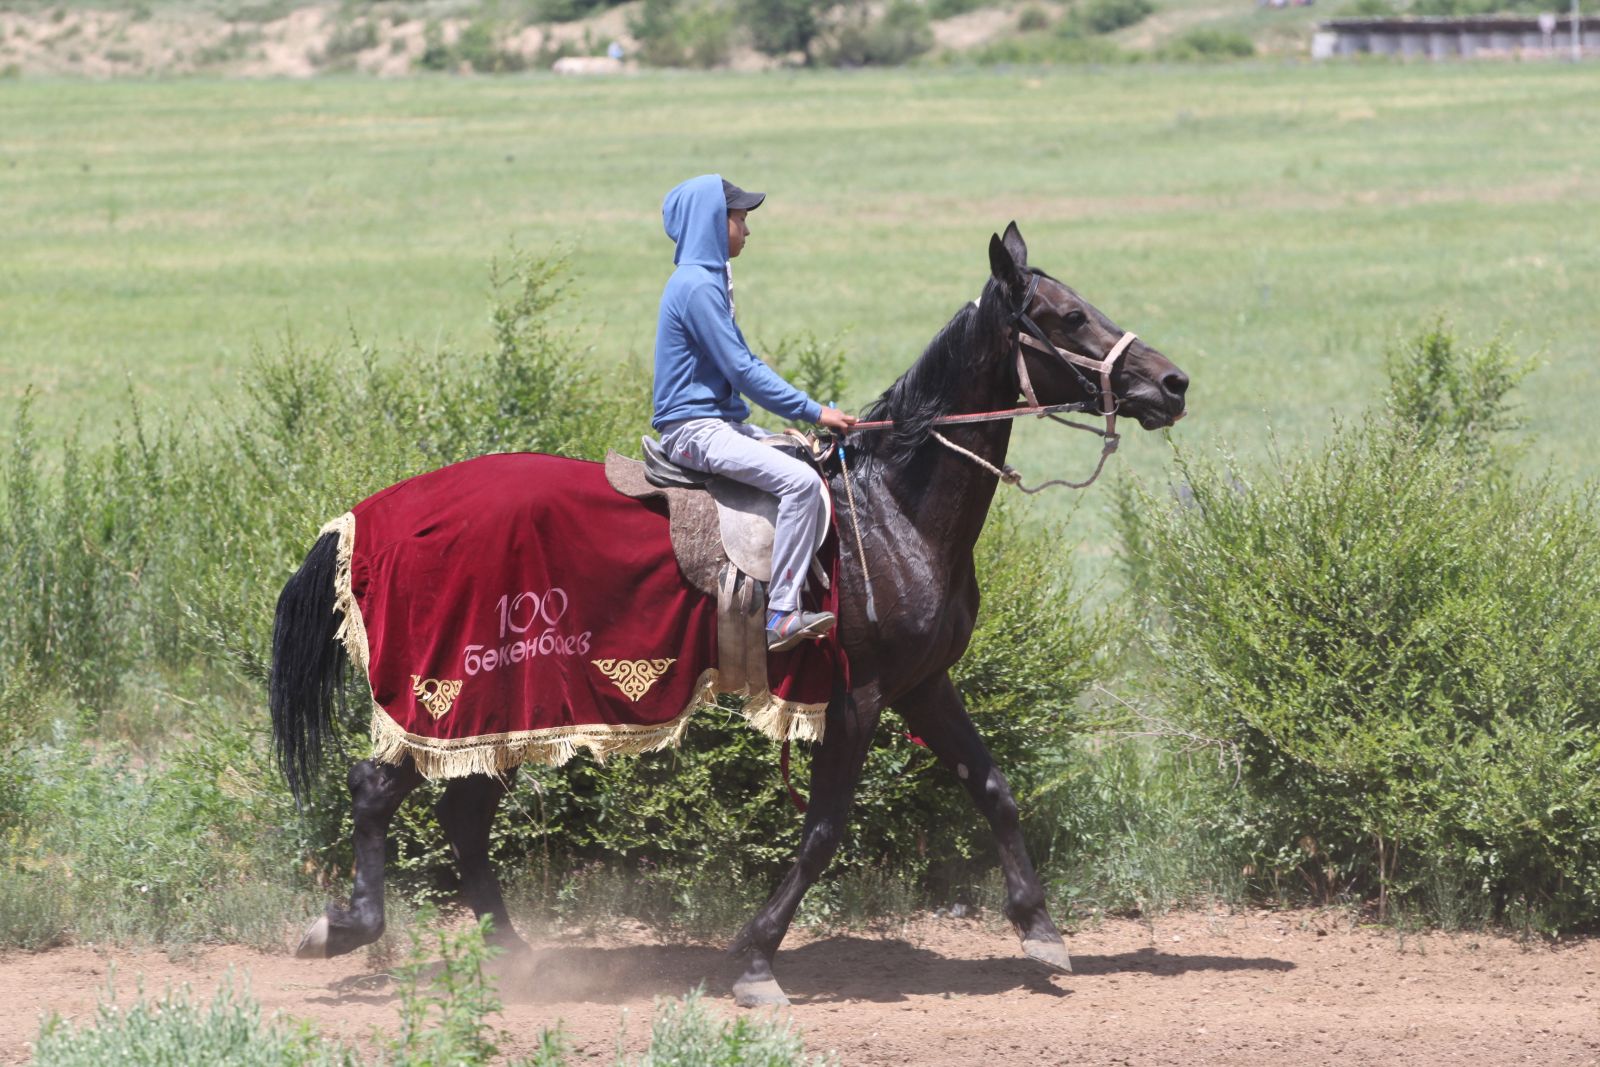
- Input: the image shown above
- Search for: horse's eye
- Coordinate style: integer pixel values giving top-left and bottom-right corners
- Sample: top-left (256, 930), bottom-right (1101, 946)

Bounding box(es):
top-left (1062, 310), bottom-right (1087, 331)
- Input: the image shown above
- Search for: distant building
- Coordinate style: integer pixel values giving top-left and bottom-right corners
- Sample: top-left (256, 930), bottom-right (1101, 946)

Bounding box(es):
top-left (1313, 15), bottom-right (1596, 58)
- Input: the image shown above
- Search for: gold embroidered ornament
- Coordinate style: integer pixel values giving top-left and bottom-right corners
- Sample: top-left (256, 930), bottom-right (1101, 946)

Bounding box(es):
top-left (592, 658), bottom-right (676, 702)
top-left (411, 676), bottom-right (464, 720)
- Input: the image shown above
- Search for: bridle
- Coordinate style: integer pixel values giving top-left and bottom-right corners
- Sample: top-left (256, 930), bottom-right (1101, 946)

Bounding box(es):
top-left (1009, 271), bottom-right (1136, 439)
top-left (788, 269), bottom-right (1144, 658)
top-left (839, 272), bottom-right (1135, 494)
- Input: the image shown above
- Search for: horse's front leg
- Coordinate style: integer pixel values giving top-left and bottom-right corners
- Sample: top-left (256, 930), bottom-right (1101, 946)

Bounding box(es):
top-left (297, 757), bottom-right (424, 958)
top-left (436, 770), bottom-right (529, 955)
top-left (729, 692), bottom-right (880, 1007)
top-left (895, 672), bottom-right (1072, 973)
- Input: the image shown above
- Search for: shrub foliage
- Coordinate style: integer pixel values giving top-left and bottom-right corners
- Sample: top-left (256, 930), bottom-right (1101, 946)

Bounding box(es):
top-left (1119, 327), bottom-right (1600, 929)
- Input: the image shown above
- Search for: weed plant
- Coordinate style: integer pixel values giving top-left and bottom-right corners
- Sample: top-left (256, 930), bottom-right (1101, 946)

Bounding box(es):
top-left (32, 920), bottom-right (827, 1066)
top-left (629, 987), bottom-right (834, 1066)
top-left (33, 977), bottom-right (359, 1067)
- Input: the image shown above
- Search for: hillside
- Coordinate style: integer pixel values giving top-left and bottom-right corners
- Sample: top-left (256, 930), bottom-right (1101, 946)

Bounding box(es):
top-left (0, 0), bottom-right (1320, 77)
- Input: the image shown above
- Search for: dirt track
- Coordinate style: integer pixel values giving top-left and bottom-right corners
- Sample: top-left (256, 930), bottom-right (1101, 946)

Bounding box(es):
top-left (4, 911), bottom-right (1599, 1064)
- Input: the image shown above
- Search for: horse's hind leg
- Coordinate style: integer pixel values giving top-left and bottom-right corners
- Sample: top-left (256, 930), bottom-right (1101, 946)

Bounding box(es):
top-left (436, 770), bottom-right (529, 955)
top-left (729, 692), bottom-right (880, 1007)
top-left (895, 672), bottom-right (1072, 973)
top-left (297, 757), bottom-right (423, 959)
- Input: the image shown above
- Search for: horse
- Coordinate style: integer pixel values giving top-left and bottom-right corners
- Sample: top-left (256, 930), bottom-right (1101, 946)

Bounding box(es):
top-left (269, 222), bottom-right (1189, 1007)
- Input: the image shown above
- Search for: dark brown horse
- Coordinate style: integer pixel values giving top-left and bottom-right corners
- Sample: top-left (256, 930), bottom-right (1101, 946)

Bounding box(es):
top-left (269, 223), bottom-right (1188, 1006)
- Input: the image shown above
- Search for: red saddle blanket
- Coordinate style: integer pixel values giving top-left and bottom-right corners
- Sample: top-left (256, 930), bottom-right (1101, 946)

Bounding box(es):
top-left (325, 452), bottom-right (842, 779)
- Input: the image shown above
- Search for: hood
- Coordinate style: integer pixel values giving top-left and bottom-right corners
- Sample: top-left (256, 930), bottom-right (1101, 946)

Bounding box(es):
top-left (662, 174), bottom-right (728, 269)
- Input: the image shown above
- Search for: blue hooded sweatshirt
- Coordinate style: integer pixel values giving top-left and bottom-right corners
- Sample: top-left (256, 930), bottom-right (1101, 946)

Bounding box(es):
top-left (652, 174), bottom-right (822, 431)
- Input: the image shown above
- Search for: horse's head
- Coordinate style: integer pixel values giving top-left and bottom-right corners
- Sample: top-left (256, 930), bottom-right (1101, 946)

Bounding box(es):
top-left (988, 222), bottom-right (1188, 430)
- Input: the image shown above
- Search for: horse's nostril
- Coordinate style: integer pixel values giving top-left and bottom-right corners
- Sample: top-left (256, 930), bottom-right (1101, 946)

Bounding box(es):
top-left (1162, 370), bottom-right (1189, 398)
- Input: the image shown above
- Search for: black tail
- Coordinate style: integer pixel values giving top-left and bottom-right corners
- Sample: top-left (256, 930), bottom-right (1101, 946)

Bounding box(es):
top-left (270, 531), bottom-right (347, 805)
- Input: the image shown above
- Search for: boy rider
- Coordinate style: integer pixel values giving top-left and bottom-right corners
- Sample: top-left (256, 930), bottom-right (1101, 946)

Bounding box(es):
top-left (652, 174), bottom-right (857, 651)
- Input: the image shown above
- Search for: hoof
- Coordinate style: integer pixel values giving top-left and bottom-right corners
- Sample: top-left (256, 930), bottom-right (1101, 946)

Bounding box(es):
top-left (489, 932), bottom-right (534, 959)
top-left (295, 916), bottom-right (331, 960)
top-left (732, 975), bottom-right (790, 1008)
top-left (1022, 936), bottom-right (1073, 974)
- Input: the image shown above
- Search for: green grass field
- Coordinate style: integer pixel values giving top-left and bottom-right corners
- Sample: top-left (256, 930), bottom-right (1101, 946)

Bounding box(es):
top-left (5, 63), bottom-right (1599, 537)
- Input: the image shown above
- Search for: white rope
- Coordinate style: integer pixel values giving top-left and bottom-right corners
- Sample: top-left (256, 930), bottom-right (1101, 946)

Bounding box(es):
top-left (931, 429), bottom-right (1117, 493)
top-left (930, 432), bottom-right (1021, 485)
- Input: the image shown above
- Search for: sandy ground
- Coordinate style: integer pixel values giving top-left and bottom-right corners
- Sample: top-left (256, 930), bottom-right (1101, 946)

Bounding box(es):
top-left (4, 910), bottom-right (1600, 1064)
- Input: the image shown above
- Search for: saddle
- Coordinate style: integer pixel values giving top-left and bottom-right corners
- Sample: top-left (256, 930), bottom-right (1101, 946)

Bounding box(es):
top-left (603, 436), bottom-right (833, 697)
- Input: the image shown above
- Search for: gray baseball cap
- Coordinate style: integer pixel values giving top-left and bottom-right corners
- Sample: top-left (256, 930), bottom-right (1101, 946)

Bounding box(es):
top-left (722, 179), bottom-right (765, 211)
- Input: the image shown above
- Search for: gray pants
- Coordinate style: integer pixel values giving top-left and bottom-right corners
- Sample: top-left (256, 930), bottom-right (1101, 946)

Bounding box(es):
top-left (658, 418), bottom-right (826, 614)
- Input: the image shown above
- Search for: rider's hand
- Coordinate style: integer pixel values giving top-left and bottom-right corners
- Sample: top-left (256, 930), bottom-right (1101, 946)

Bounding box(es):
top-left (817, 406), bottom-right (858, 433)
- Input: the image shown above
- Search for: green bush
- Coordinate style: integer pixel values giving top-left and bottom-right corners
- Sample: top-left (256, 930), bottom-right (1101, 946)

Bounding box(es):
top-left (532, 0), bottom-right (627, 22)
top-left (1029, 733), bottom-right (1254, 916)
top-left (1118, 328), bottom-right (1600, 930)
top-left (1157, 28), bottom-right (1255, 59)
top-left (740, 0), bottom-right (823, 58)
top-left (1384, 320), bottom-right (1529, 470)
top-left (967, 28), bottom-right (1125, 64)
top-left (818, 0), bottom-right (934, 66)
top-left (318, 18), bottom-right (378, 64)
top-left (628, 0), bottom-right (737, 67)
top-left (1069, 0), bottom-right (1155, 35)
top-left (419, 18), bottom-right (529, 73)
top-left (3, 708), bottom-right (311, 949)
top-left (1017, 5), bottom-right (1053, 32)
top-left (927, 0), bottom-right (987, 15)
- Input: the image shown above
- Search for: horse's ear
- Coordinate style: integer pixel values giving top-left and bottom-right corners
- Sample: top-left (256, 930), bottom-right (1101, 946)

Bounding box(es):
top-left (989, 230), bottom-right (1027, 295)
top-left (1001, 221), bottom-right (1028, 268)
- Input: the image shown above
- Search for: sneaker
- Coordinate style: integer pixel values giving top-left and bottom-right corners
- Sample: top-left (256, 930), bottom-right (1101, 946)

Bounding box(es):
top-left (766, 609), bottom-right (836, 652)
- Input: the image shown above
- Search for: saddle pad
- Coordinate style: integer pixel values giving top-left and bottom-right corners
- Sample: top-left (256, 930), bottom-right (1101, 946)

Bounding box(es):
top-left (604, 450), bottom-right (831, 587)
top-left (325, 452), bottom-right (843, 779)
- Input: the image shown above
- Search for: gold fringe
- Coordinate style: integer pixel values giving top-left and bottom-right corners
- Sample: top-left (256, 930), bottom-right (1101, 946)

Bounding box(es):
top-left (737, 689), bottom-right (828, 744)
top-left (321, 513), bottom-right (368, 678)
top-left (324, 511), bottom-right (829, 780)
top-left (371, 669), bottom-right (717, 780)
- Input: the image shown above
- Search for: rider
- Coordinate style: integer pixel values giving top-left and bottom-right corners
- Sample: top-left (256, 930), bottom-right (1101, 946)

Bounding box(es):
top-left (652, 174), bottom-right (857, 652)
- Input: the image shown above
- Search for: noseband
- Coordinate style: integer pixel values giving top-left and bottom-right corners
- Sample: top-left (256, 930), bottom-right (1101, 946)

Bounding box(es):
top-left (1008, 271), bottom-right (1137, 439)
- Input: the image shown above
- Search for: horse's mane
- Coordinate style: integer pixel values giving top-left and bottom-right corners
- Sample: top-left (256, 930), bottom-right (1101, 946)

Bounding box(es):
top-left (856, 275), bottom-right (1009, 464)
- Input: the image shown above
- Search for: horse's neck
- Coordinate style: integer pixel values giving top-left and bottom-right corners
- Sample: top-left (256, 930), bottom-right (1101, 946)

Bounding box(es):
top-left (874, 346), bottom-right (1017, 567)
